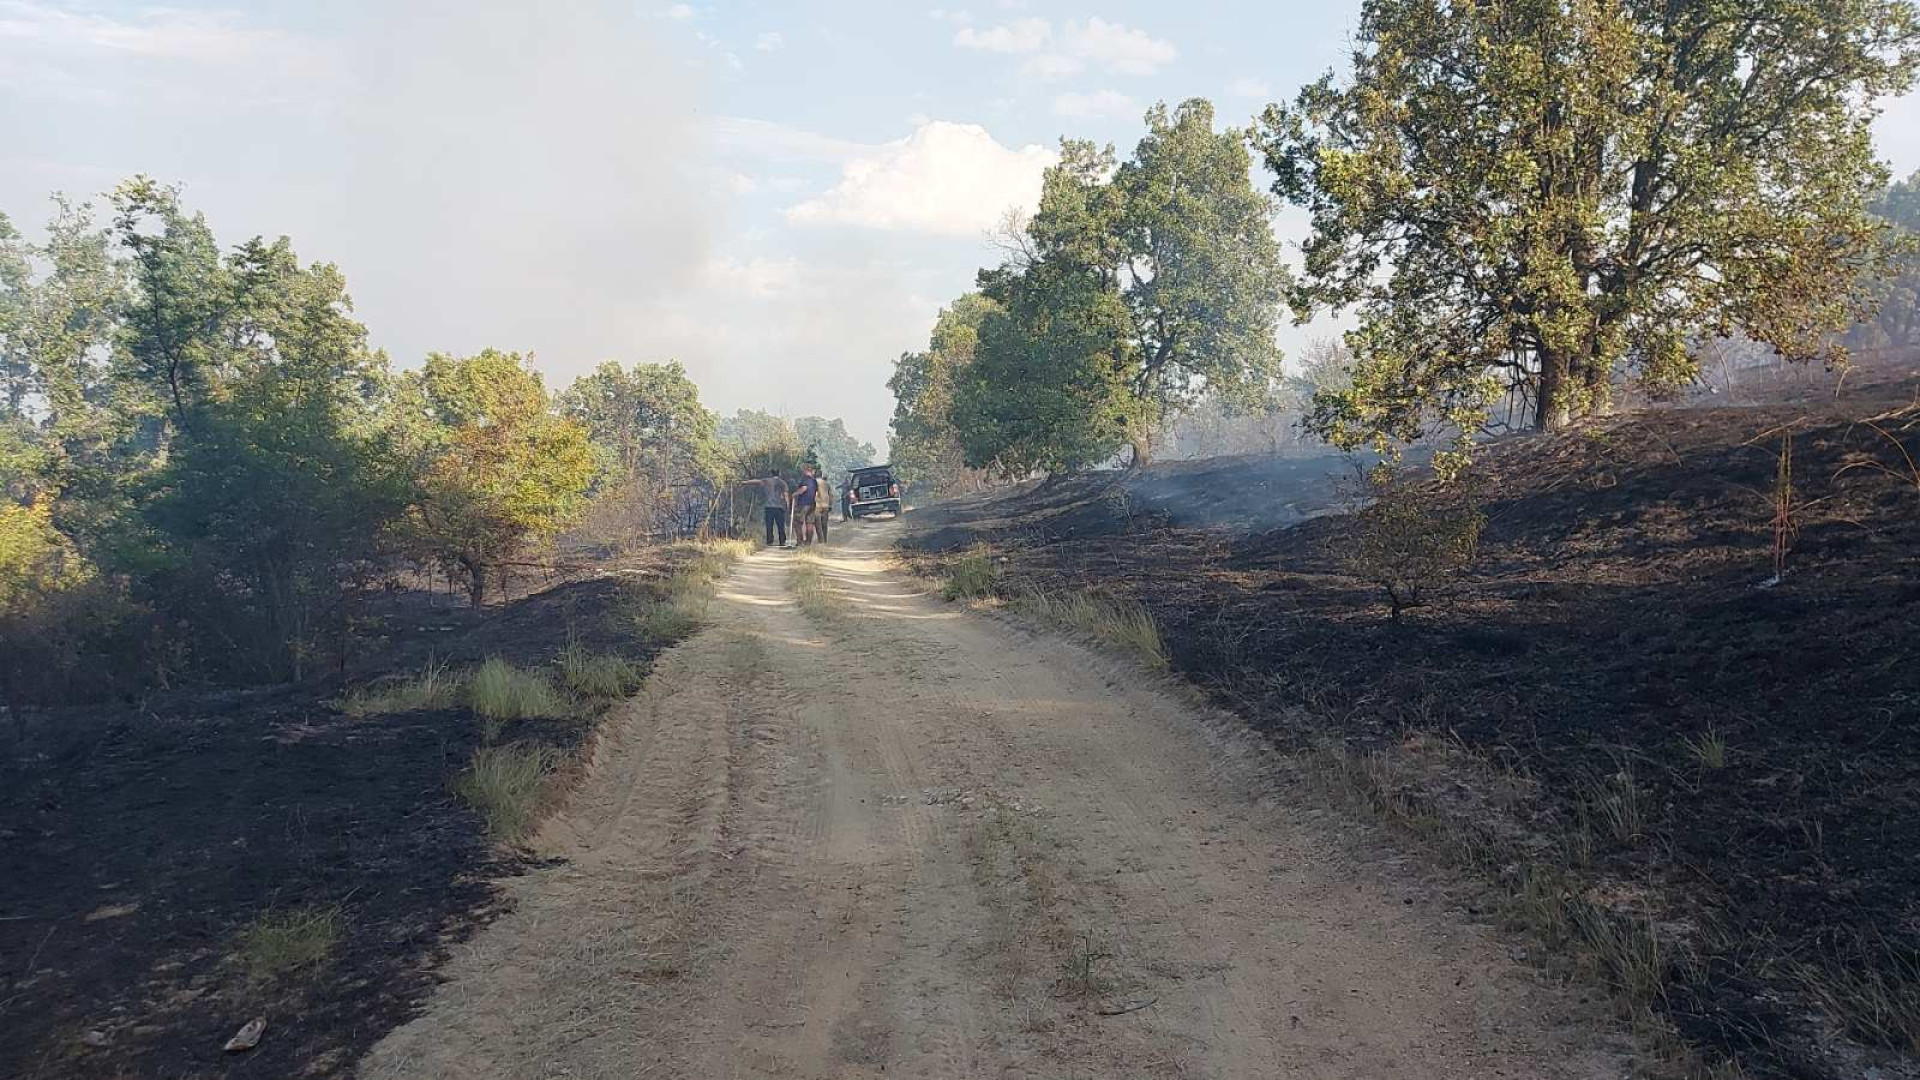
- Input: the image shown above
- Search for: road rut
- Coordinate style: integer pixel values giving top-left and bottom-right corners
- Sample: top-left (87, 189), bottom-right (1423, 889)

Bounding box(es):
top-left (360, 520), bottom-right (1627, 1080)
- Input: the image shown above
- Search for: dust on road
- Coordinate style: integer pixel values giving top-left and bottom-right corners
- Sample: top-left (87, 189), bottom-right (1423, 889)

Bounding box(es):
top-left (360, 519), bottom-right (1628, 1080)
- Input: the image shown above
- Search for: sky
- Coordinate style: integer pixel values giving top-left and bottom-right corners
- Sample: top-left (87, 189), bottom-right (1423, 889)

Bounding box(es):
top-left (3, 1), bottom-right (1918, 451)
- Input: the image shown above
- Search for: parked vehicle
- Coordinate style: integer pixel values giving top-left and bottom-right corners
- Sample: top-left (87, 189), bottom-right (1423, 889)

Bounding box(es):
top-left (844, 464), bottom-right (903, 519)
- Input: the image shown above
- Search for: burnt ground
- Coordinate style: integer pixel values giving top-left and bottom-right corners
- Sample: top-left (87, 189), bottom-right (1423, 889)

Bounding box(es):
top-left (0, 550), bottom-right (687, 1079)
top-left (904, 367), bottom-right (1920, 1079)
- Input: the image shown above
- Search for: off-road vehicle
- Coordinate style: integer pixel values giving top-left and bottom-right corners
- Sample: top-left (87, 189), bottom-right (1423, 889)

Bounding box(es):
top-left (844, 464), bottom-right (903, 519)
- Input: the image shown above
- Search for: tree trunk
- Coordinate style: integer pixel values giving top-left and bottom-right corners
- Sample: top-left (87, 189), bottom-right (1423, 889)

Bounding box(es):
top-left (462, 558), bottom-right (487, 608)
top-left (1129, 434), bottom-right (1153, 468)
top-left (1534, 348), bottom-right (1572, 431)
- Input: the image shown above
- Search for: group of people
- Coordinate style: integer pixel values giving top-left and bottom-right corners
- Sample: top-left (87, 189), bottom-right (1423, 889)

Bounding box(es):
top-left (743, 463), bottom-right (836, 548)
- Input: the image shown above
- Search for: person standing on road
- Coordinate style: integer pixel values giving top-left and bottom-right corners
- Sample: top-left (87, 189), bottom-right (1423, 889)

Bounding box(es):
top-left (792, 463), bottom-right (823, 547)
top-left (740, 470), bottom-right (789, 547)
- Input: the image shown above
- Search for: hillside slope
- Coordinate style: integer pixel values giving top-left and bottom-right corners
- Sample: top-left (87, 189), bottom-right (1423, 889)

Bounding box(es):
top-left (904, 372), bottom-right (1920, 1079)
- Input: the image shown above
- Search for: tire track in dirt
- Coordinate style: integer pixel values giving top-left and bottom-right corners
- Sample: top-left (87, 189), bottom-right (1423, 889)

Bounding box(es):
top-left (359, 522), bottom-right (1634, 1080)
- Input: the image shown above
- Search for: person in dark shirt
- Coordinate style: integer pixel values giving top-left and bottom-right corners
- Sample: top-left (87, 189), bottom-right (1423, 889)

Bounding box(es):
top-left (793, 464), bottom-right (823, 546)
top-left (739, 470), bottom-right (789, 547)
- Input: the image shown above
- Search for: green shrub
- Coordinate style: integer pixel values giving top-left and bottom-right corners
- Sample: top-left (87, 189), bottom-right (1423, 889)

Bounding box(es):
top-left (1338, 465), bottom-right (1483, 621)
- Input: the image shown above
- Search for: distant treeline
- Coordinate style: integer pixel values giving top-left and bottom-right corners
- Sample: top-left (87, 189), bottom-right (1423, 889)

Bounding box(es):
top-left (0, 180), bottom-right (869, 704)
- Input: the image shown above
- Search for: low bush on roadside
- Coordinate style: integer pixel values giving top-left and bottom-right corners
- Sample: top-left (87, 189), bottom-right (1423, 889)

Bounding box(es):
top-left (1337, 465), bottom-right (1483, 621)
top-left (452, 743), bottom-right (558, 844)
top-left (235, 904), bottom-right (341, 981)
top-left (943, 544), bottom-right (1001, 600)
top-left (339, 657), bottom-right (463, 717)
top-left (469, 658), bottom-right (567, 724)
top-left (1013, 587), bottom-right (1166, 669)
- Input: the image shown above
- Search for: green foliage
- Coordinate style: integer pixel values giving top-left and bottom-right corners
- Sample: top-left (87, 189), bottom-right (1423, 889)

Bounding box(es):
top-left (561, 360), bottom-right (728, 543)
top-left (792, 416), bottom-right (877, 485)
top-left (1856, 171), bottom-right (1920, 350)
top-left (401, 350), bottom-right (595, 605)
top-left (955, 99), bottom-right (1288, 470)
top-left (1259, 0), bottom-right (1920, 448)
top-left (890, 294), bottom-right (999, 497)
top-left (1339, 466), bottom-right (1484, 621)
top-left (953, 276), bottom-right (1136, 477)
top-left (110, 180), bottom-right (409, 680)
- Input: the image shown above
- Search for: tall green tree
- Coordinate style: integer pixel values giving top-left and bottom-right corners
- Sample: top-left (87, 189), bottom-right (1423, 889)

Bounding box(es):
top-left (953, 274), bottom-right (1137, 478)
top-left (974, 99), bottom-right (1288, 467)
top-left (112, 180), bottom-right (409, 678)
top-left (890, 293), bottom-right (998, 496)
top-left (560, 360), bottom-right (719, 483)
top-left (1858, 170), bottom-right (1920, 350)
top-left (401, 349), bottom-right (594, 606)
top-left (1259, 0), bottom-right (1920, 453)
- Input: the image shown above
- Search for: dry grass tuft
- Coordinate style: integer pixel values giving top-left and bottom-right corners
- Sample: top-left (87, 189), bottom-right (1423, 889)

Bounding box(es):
top-left (1797, 939), bottom-right (1920, 1053)
top-left (1013, 586), bottom-right (1167, 669)
top-left (942, 544), bottom-right (1002, 601)
top-left (235, 904), bottom-right (341, 981)
top-left (623, 539), bottom-right (748, 644)
top-left (790, 554), bottom-right (840, 619)
top-left (452, 743), bottom-right (558, 843)
top-left (338, 657), bottom-right (461, 717)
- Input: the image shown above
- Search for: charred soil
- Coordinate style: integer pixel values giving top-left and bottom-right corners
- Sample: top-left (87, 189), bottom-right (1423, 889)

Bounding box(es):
top-left (0, 551), bottom-right (687, 1079)
top-left (904, 370), bottom-right (1920, 1079)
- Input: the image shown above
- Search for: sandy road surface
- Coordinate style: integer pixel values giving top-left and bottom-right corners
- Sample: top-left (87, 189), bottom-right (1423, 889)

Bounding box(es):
top-left (360, 519), bottom-right (1627, 1080)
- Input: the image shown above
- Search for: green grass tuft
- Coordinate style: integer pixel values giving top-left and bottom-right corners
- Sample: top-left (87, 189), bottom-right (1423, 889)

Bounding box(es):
top-left (338, 657), bottom-right (462, 717)
top-left (468, 658), bottom-right (567, 725)
top-left (559, 638), bottom-right (644, 699)
top-left (452, 743), bottom-right (558, 844)
top-left (235, 904), bottom-right (341, 981)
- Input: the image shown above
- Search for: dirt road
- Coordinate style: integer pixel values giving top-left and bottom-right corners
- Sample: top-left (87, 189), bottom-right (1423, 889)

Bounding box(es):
top-left (360, 520), bottom-right (1627, 1080)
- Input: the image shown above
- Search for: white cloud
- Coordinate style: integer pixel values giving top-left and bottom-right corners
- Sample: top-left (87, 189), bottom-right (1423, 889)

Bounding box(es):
top-left (709, 116), bottom-right (871, 163)
top-left (1024, 53), bottom-right (1083, 79)
top-left (953, 17), bottom-right (1049, 53)
top-left (1058, 17), bottom-right (1176, 76)
top-left (754, 30), bottom-right (784, 52)
top-left (1052, 89), bottom-right (1137, 120)
top-left (927, 7), bottom-right (973, 25)
top-left (787, 120), bottom-right (1057, 236)
top-left (952, 16), bottom-right (1176, 78)
top-left (703, 255), bottom-right (805, 297)
top-left (663, 3), bottom-right (696, 19)
top-left (1229, 76), bottom-right (1272, 99)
